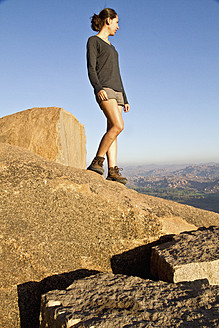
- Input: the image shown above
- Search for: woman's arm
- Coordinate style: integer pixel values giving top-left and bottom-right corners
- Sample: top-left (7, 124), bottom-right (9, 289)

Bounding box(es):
top-left (118, 69), bottom-right (128, 105)
top-left (119, 74), bottom-right (130, 112)
top-left (86, 37), bottom-right (103, 94)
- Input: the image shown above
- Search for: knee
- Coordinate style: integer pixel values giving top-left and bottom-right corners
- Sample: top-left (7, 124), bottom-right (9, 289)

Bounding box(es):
top-left (113, 123), bottom-right (124, 135)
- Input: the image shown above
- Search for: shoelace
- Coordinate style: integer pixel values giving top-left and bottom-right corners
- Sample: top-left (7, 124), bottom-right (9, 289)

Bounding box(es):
top-left (114, 166), bottom-right (123, 175)
top-left (92, 158), bottom-right (103, 166)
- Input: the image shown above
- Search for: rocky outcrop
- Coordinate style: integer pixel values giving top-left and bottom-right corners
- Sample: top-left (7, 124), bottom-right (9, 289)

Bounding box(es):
top-left (39, 273), bottom-right (219, 327)
top-left (1, 142), bottom-right (219, 327)
top-left (0, 107), bottom-right (86, 168)
top-left (151, 226), bottom-right (219, 285)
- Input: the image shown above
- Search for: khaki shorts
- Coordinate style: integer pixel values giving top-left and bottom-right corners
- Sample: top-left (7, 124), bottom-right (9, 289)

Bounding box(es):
top-left (96, 87), bottom-right (124, 107)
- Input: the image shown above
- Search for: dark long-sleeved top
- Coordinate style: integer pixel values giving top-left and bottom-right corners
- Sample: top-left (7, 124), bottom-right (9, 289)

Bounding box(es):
top-left (86, 35), bottom-right (128, 104)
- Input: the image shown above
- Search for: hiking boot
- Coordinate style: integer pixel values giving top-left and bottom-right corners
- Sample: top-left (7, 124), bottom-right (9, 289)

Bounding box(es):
top-left (87, 156), bottom-right (105, 175)
top-left (106, 166), bottom-right (127, 185)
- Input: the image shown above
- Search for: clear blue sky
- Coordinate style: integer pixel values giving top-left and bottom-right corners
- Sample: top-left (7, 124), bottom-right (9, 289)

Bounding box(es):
top-left (0, 0), bottom-right (219, 165)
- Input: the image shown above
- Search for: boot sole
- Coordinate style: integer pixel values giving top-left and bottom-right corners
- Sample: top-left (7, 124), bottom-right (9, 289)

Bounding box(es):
top-left (106, 177), bottom-right (127, 185)
top-left (87, 167), bottom-right (104, 175)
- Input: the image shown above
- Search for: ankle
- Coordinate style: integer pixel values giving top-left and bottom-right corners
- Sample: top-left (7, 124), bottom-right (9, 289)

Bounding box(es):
top-left (96, 155), bottom-right (105, 160)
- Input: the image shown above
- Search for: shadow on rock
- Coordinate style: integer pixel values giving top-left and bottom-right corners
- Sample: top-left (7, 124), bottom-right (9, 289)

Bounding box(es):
top-left (111, 235), bottom-right (174, 279)
top-left (17, 269), bottom-right (100, 328)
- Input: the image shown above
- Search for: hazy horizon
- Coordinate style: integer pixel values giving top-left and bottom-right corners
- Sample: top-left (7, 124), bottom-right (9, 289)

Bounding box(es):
top-left (109, 161), bottom-right (219, 168)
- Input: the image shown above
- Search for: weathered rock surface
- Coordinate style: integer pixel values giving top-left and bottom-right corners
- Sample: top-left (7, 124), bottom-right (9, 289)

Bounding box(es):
top-left (0, 107), bottom-right (86, 168)
top-left (151, 226), bottom-right (219, 285)
top-left (40, 273), bottom-right (219, 327)
top-left (1, 142), bottom-right (219, 327)
top-left (157, 215), bottom-right (197, 235)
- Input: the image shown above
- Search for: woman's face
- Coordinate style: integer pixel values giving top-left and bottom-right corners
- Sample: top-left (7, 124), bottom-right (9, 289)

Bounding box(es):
top-left (108, 15), bottom-right (119, 35)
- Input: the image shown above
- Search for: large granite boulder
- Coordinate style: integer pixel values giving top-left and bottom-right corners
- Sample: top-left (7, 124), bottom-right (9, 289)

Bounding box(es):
top-left (0, 107), bottom-right (86, 168)
top-left (151, 226), bottom-right (219, 285)
top-left (39, 273), bottom-right (219, 327)
top-left (1, 142), bottom-right (219, 327)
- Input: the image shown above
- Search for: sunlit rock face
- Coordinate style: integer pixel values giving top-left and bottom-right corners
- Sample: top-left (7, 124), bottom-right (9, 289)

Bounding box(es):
top-left (0, 107), bottom-right (86, 169)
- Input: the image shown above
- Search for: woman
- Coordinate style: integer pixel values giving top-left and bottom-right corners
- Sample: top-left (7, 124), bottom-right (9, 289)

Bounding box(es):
top-left (86, 8), bottom-right (130, 185)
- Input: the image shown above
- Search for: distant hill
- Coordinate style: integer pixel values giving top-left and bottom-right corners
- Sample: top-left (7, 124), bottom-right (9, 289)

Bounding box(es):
top-left (171, 164), bottom-right (219, 179)
top-left (123, 164), bottom-right (189, 177)
top-left (124, 164), bottom-right (219, 213)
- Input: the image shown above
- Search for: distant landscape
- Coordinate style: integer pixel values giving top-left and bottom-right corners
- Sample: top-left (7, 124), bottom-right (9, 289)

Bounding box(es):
top-left (124, 163), bottom-right (219, 214)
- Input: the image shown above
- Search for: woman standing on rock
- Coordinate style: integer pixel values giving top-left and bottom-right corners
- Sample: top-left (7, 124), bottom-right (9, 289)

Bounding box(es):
top-left (86, 8), bottom-right (130, 185)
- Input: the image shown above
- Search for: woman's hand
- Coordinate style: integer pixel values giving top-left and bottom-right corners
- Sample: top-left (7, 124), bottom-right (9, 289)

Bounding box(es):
top-left (124, 104), bottom-right (130, 112)
top-left (97, 89), bottom-right (108, 102)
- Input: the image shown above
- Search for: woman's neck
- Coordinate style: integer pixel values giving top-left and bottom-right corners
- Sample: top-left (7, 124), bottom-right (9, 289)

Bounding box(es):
top-left (97, 29), bottom-right (110, 44)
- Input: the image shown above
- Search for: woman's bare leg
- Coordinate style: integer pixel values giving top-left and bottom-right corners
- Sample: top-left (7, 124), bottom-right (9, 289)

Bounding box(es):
top-left (106, 138), bottom-right (117, 168)
top-left (106, 105), bottom-right (123, 168)
top-left (96, 99), bottom-right (124, 158)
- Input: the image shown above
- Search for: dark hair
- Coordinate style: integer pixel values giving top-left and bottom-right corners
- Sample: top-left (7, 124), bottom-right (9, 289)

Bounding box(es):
top-left (91, 8), bottom-right (117, 32)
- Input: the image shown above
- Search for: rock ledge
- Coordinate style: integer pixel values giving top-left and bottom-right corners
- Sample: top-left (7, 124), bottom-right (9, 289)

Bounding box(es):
top-left (151, 226), bottom-right (219, 285)
top-left (40, 273), bottom-right (219, 328)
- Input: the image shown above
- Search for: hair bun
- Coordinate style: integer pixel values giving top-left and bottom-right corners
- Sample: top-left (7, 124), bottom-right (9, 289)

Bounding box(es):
top-left (91, 13), bottom-right (101, 31)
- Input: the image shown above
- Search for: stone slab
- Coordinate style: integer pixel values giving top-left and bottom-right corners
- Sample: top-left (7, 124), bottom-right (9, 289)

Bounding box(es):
top-left (0, 107), bottom-right (86, 168)
top-left (39, 273), bottom-right (219, 328)
top-left (158, 216), bottom-right (197, 234)
top-left (151, 226), bottom-right (219, 285)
